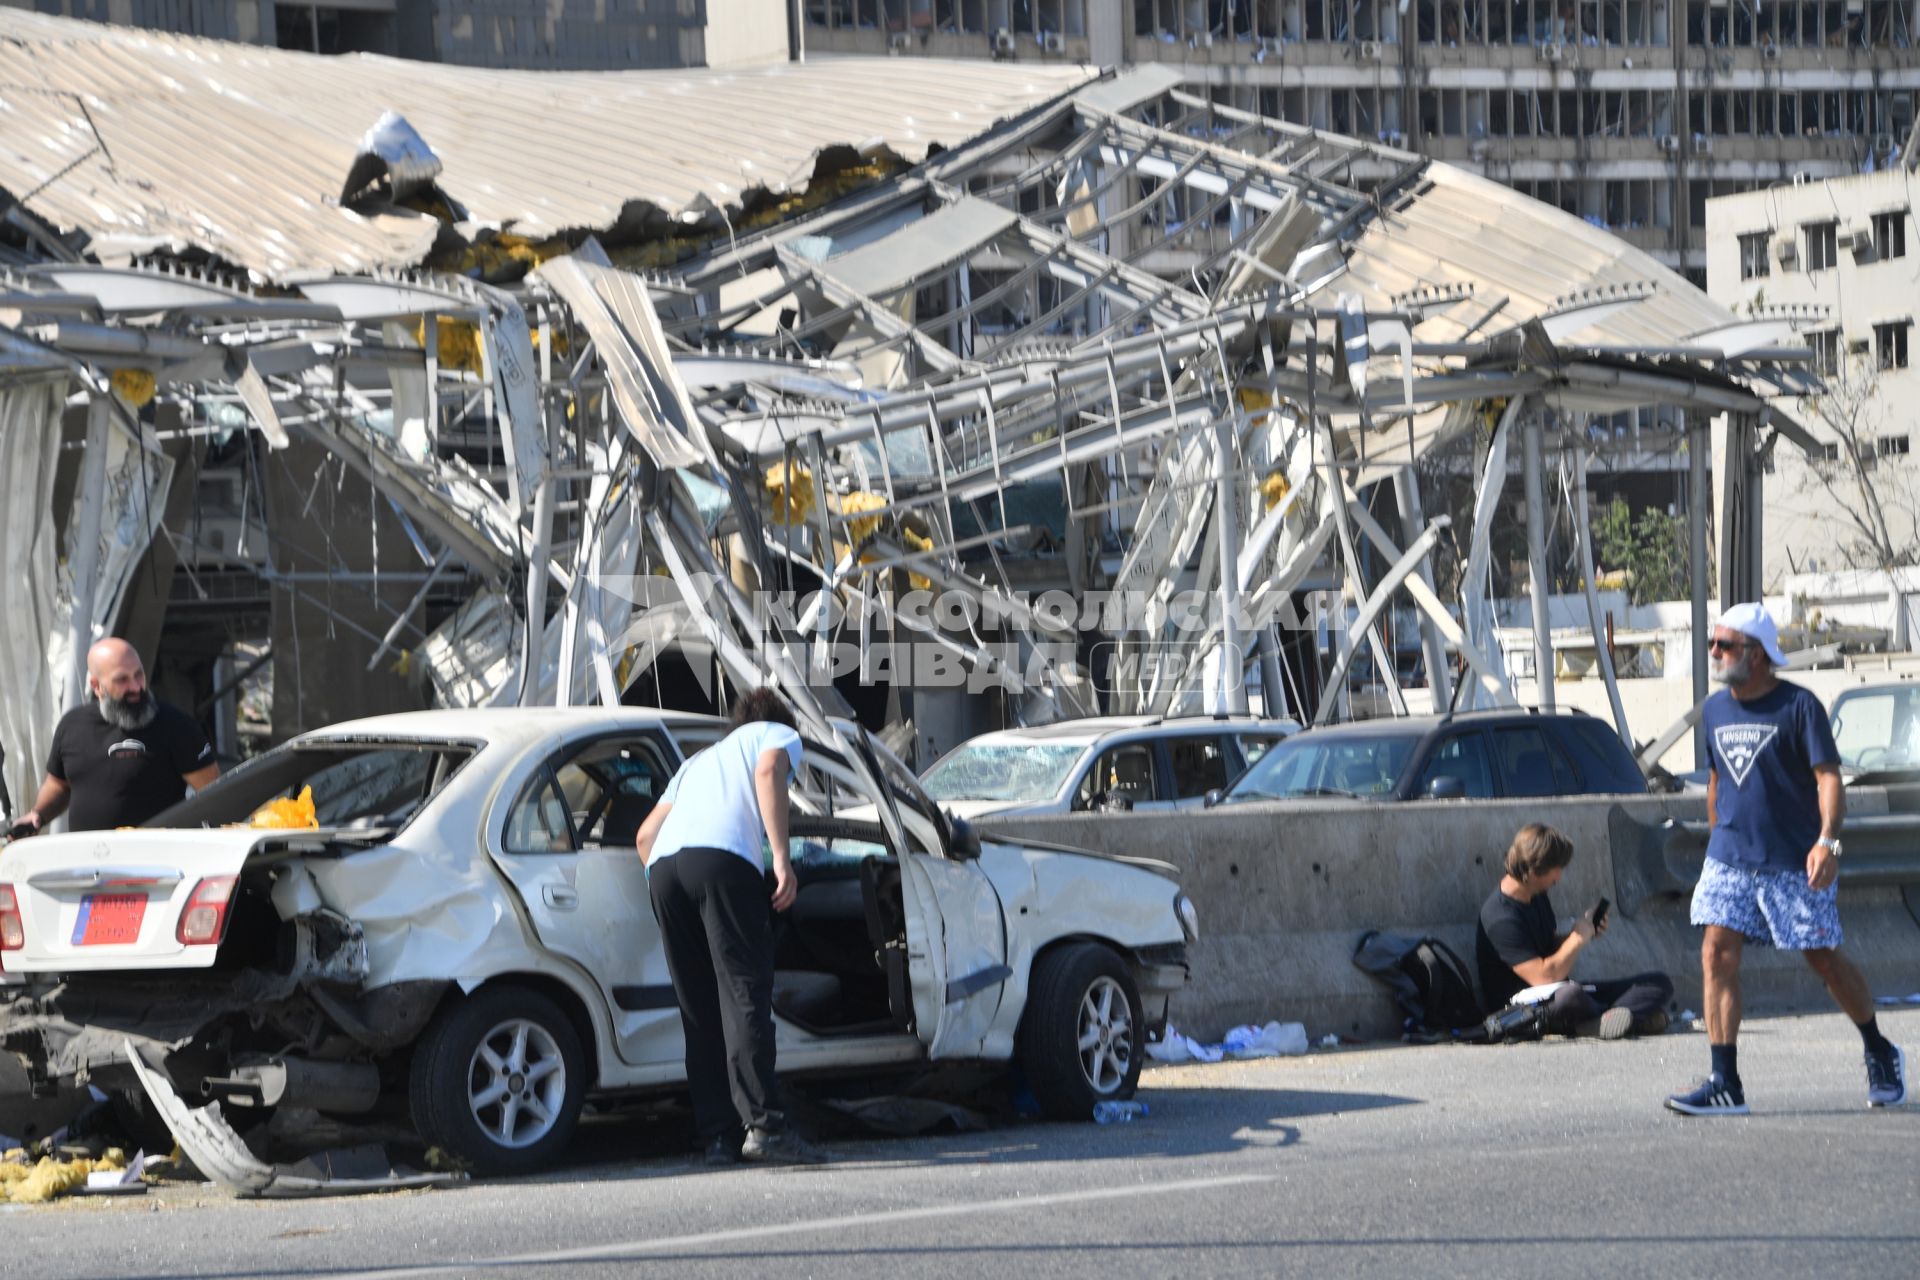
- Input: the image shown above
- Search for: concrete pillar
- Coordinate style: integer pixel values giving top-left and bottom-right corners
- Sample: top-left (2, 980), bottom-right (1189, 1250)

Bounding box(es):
top-left (1522, 410), bottom-right (1554, 710)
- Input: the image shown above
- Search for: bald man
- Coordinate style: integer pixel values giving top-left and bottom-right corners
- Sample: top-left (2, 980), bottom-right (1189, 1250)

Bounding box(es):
top-left (7, 639), bottom-right (219, 837)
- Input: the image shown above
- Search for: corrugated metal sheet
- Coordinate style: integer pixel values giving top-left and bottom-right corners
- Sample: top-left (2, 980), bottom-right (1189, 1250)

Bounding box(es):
top-left (0, 11), bottom-right (1094, 280)
top-left (1340, 164), bottom-right (1729, 347)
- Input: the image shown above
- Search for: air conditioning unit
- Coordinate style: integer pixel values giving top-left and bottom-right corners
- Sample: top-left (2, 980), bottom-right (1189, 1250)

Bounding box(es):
top-left (1041, 31), bottom-right (1065, 53)
top-left (888, 31), bottom-right (912, 50)
top-left (1691, 134), bottom-right (1714, 155)
top-left (1657, 134), bottom-right (1681, 153)
top-left (1838, 224), bottom-right (1873, 253)
top-left (1538, 41), bottom-right (1567, 62)
top-left (1357, 39), bottom-right (1382, 60)
top-left (1772, 233), bottom-right (1798, 265)
top-left (992, 27), bottom-right (1015, 54)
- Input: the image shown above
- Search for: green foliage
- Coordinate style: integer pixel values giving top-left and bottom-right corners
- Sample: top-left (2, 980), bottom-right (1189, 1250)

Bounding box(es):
top-left (1594, 497), bottom-right (1690, 605)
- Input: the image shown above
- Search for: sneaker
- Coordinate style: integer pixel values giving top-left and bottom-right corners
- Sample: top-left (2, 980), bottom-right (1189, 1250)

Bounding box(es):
top-left (701, 1134), bottom-right (743, 1167)
top-left (1631, 1011), bottom-right (1670, 1037)
top-left (1573, 1008), bottom-right (1634, 1041)
top-left (741, 1127), bottom-right (828, 1166)
top-left (1665, 1073), bottom-right (1748, 1116)
top-left (1866, 1044), bottom-right (1907, 1108)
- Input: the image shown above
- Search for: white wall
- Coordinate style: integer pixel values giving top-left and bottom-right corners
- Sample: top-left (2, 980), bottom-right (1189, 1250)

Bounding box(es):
top-left (1705, 172), bottom-right (1920, 588)
top-left (707, 0), bottom-right (792, 66)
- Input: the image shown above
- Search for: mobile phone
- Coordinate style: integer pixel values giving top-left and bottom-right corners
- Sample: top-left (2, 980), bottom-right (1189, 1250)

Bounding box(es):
top-left (1593, 896), bottom-right (1612, 929)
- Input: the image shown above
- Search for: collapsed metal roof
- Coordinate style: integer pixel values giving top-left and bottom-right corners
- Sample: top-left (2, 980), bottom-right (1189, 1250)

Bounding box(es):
top-left (0, 52), bottom-right (1824, 809)
top-left (0, 10), bottom-right (1094, 279)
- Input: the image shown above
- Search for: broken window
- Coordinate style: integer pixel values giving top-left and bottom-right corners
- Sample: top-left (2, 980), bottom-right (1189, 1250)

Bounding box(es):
top-left (922, 742), bottom-right (1085, 804)
top-left (1739, 230), bottom-right (1771, 280)
top-left (1805, 220), bottom-right (1840, 271)
top-left (1809, 327), bottom-right (1842, 376)
top-left (156, 743), bottom-right (475, 832)
top-left (1876, 320), bottom-right (1911, 371)
top-left (1873, 210), bottom-right (1908, 260)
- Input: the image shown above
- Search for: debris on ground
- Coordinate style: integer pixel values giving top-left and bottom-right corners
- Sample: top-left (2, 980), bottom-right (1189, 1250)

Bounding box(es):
top-left (1, 1147), bottom-right (130, 1204)
top-left (1148, 1021), bottom-right (1310, 1064)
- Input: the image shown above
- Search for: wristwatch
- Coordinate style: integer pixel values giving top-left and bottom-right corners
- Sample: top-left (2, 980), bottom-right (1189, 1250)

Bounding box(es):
top-left (1819, 836), bottom-right (1843, 858)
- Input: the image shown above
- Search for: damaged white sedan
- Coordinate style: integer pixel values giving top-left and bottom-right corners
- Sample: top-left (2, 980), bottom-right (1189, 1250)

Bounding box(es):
top-left (0, 709), bottom-right (1192, 1175)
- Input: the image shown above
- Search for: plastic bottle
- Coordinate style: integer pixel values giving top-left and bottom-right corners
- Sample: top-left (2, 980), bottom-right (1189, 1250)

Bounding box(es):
top-left (1091, 1099), bottom-right (1149, 1124)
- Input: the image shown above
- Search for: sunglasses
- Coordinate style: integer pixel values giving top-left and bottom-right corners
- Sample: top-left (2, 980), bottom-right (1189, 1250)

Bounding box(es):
top-left (1707, 638), bottom-right (1752, 653)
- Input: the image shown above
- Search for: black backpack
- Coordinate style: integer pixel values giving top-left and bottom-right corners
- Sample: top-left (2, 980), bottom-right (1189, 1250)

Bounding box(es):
top-left (1399, 937), bottom-right (1484, 1033)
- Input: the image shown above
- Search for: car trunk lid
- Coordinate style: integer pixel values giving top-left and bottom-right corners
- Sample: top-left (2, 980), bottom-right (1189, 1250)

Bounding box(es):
top-left (1, 827), bottom-right (378, 973)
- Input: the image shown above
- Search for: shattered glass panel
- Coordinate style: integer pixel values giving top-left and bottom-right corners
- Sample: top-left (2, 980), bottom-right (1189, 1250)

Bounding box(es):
top-left (154, 744), bottom-right (474, 830)
top-left (920, 743), bottom-right (1086, 804)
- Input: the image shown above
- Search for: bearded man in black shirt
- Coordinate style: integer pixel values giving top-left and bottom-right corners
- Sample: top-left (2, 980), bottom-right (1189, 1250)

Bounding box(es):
top-left (1475, 823), bottom-right (1673, 1039)
top-left (7, 638), bottom-right (220, 837)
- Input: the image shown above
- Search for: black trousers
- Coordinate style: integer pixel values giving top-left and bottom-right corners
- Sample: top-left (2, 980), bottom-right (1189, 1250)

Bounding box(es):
top-left (648, 847), bottom-right (785, 1139)
top-left (1544, 971), bottom-right (1675, 1035)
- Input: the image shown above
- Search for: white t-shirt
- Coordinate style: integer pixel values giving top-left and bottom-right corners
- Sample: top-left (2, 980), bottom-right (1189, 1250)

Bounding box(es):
top-left (651, 721), bottom-right (804, 869)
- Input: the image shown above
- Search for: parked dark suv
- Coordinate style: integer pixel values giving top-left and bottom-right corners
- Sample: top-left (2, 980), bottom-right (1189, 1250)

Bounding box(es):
top-left (1212, 709), bottom-right (1650, 804)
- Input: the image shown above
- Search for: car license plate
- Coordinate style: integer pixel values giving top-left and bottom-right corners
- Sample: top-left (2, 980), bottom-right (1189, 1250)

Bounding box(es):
top-left (72, 893), bottom-right (146, 946)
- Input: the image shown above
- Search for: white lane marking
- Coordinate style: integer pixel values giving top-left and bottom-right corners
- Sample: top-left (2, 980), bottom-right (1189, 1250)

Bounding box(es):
top-left (338, 1171), bottom-right (1276, 1277)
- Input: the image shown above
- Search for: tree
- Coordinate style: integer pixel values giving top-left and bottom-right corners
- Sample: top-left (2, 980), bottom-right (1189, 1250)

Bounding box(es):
top-left (1794, 357), bottom-right (1920, 571)
top-left (1594, 496), bottom-right (1689, 605)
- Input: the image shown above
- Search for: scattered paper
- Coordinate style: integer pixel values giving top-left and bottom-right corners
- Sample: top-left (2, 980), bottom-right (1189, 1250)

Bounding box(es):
top-left (1223, 1021), bottom-right (1309, 1059)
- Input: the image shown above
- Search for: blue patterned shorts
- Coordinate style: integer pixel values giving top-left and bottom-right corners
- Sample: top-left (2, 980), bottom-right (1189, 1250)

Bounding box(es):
top-left (1691, 857), bottom-right (1843, 950)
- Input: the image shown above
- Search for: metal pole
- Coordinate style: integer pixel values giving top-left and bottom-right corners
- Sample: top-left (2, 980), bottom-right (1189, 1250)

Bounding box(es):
top-left (1214, 411), bottom-right (1248, 713)
top-left (1522, 410), bottom-right (1554, 711)
top-left (1572, 449), bottom-right (1632, 746)
top-left (64, 394), bottom-right (112, 712)
top-left (1394, 464), bottom-right (1451, 711)
top-left (1690, 415), bottom-right (1712, 769)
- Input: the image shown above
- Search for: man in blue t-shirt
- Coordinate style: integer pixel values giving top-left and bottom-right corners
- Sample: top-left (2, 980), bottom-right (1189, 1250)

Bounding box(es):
top-left (634, 686), bottom-right (826, 1166)
top-left (1665, 603), bottom-right (1907, 1116)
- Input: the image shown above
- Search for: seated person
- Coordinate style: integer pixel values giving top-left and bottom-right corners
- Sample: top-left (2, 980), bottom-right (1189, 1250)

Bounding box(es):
top-left (1476, 823), bottom-right (1674, 1039)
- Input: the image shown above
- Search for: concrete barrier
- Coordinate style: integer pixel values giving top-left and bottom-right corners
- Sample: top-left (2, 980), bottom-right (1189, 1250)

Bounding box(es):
top-left (983, 785), bottom-right (1920, 1041)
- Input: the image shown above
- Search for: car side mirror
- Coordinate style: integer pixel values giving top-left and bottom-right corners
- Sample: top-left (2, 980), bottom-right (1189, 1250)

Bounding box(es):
top-left (1203, 788), bottom-right (1225, 809)
top-left (1426, 776), bottom-right (1467, 800)
top-left (946, 813), bottom-right (981, 860)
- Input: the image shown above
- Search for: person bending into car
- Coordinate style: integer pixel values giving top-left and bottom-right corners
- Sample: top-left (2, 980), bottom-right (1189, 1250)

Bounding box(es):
top-left (7, 638), bottom-right (218, 839)
top-left (632, 686), bottom-right (825, 1167)
top-left (1476, 823), bottom-right (1673, 1039)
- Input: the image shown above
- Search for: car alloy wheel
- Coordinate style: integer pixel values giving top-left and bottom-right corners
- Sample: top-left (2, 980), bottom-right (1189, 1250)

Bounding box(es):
top-left (409, 984), bottom-right (587, 1176)
top-left (1017, 942), bottom-right (1145, 1120)
top-left (466, 1017), bottom-right (569, 1150)
top-left (1076, 974), bottom-right (1135, 1095)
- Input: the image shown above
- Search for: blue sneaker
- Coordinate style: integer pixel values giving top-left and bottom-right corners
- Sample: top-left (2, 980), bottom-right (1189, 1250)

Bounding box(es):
top-left (1866, 1044), bottom-right (1907, 1108)
top-left (1665, 1073), bottom-right (1749, 1116)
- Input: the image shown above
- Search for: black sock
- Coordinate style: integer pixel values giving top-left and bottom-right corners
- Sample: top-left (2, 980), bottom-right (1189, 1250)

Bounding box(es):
top-left (1710, 1042), bottom-right (1739, 1085)
top-left (1856, 1016), bottom-right (1894, 1056)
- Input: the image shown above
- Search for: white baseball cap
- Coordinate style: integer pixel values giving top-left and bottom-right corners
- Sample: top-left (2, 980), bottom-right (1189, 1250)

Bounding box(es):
top-left (1716, 602), bottom-right (1788, 667)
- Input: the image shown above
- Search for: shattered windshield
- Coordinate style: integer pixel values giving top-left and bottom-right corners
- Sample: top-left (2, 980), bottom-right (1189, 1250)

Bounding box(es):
top-left (152, 741), bottom-right (476, 831)
top-left (1225, 732), bottom-right (1418, 801)
top-left (921, 743), bottom-right (1087, 803)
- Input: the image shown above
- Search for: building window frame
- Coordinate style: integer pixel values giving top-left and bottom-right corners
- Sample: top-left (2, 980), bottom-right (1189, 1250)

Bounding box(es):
top-left (1805, 220), bottom-right (1840, 272)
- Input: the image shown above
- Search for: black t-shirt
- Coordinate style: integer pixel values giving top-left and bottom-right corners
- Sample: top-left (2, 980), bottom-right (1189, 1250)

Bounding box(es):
top-left (1475, 886), bottom-right (1559, 1009)
top-left (45, 702), bottom-right (213, 832)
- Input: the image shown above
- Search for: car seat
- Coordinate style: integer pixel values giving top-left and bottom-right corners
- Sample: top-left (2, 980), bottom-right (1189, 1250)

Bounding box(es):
top-left (1507, 748), bottom-right (1556, 796)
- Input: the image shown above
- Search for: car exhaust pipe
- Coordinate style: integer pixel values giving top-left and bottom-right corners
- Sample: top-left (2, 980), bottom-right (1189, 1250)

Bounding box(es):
top-left (200, 1058), bottom-right (381, 1113)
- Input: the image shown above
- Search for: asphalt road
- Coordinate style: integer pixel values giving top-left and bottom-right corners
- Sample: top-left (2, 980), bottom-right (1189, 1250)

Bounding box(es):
top-left (6, 1008), bottom-right (1917, 1280)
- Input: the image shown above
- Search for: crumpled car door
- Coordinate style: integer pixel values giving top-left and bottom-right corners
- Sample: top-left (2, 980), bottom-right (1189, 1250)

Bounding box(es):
top-left (896, 851), bottom-right (1009, 1060)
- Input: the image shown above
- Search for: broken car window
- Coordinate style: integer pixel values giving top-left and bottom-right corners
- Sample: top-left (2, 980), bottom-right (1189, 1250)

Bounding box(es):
top-left (152, 742), bottom-right (475, 831)
top-left (921, 743), bottom-right (1086, 804)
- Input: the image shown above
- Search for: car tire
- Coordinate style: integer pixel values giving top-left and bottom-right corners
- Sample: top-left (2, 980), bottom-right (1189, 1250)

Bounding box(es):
top-left (407, 985), bottom-right (586, 1177)
top-left (108, 1087), bottom-right (180, 1154)
top-left (1017, 943), bottom-right (1144, 1121)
